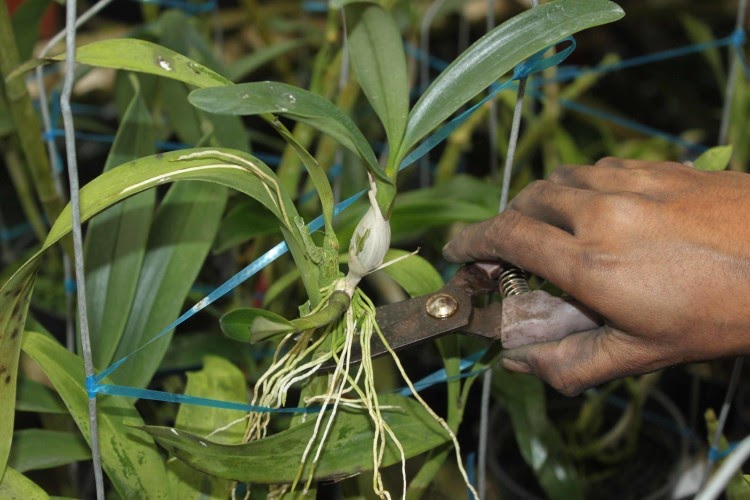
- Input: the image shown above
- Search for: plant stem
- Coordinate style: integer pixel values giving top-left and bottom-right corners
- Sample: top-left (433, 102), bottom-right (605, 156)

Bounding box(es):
top-left (0, 0), bottom-right (64, 226)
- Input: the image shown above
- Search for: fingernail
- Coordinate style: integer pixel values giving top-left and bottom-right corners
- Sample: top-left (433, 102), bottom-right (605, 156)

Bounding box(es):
top-left (442, 242), bottom-right (455, 260)
top-left (500, 357), bottom-right (532, 374)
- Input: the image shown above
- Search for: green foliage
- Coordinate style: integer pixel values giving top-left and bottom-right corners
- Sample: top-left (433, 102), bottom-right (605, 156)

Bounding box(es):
top-left (9, 429), bottom-right (91, 473)
top-left (0, 467), bottom-right (49, 499)
top-left (345, 3), bottom-right (410, 165)
top-left (3, 0), bottom-right (694, 497)
top-left (141, 394), bottom-right (450, 483)
top-left (167, 356), bottom-right (249, 499)
top-left (189, 82), bottom-right (385, 181)
top-left (22, 332), bottom-right (169, 498)
top-left (694, 144), bottom-right (733, 171)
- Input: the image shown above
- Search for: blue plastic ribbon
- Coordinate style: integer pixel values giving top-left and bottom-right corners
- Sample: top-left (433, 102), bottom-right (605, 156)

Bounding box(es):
top-left (86, 375), bottom-right (320, 413)
top-left (709, 441), bottom-right (740, 462)
top-left (64, 278), bottom-right (77, 294)
top-left (130, 0), bottom-right (217, 14)
top-left (398, 350), bottom-right (487, 397)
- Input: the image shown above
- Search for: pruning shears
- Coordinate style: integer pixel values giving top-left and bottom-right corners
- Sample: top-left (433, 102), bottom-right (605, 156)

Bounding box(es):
top-left (327, 262), bottom-right (602, 368)
top-left (331, 263), bottom-right (508, 367)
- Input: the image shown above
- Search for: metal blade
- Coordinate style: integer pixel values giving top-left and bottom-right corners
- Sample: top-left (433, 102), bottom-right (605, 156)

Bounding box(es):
top-left (322, 291), bottom-right (473, 369)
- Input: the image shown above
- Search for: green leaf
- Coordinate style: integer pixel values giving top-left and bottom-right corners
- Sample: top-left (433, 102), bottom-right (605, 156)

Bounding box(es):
top-left (9, 429), bottom-right (91, 473)
top-left (220, 308), bottom-right (296, 343)
top-left (0, 267), bottom-right (34, 476)
top-left (221, 291), bottom-right (350, 343)
top-left (492, 370), bottom-right (583, 500)
top-left (345, 4), bottom-right (409, 159)
top-left (213, 199), bottom-right (281, 254)
top-left (399, 0), bottom-right (625, 161)
top-left (83, 76), bottom-right (157, 370)
top-left (377, 250), bottom-right (443, 297)
top-left (693, 144), bottom-right (733, 171)
top-left (189, 82), bottom-right (385, 183)
top-left (22, 331), bottom-right (169, 498)
top-left (15, 377), bottom-right (66, 414)
top-left (109, 181), bottom-right (226, 388)
top-left (9, 39), bottom-right (231, 88)
top-left (167, 356), bottom-right (248, 499)
top-left (0, 467), bottom-right (49, 499)
top-left (141, 393), bottom-right (450, 483)
top-left (57, 39), bottom-right (231, 88)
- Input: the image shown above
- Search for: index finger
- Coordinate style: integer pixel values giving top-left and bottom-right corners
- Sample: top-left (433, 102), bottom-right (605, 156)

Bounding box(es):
top-left (442, 210), bottom-right (581, 293)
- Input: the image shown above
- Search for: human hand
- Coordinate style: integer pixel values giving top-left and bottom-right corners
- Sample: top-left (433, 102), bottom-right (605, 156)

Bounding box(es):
top-left (443, 158), bottom-right (750, 396)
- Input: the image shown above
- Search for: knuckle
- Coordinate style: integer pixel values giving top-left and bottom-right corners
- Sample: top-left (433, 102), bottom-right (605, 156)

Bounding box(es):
top-left (589, 193), bottom-right (649, 233)
top-left (594, 156), bottom-right (623, 168)
top-left (548, 165), bottom-right (573, 183)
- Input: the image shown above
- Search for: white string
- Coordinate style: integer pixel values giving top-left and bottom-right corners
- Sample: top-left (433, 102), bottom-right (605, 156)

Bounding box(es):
top-left (478, 1), bottom-right (539, 497)
top-left (60, 0), bottom-right (105, 496)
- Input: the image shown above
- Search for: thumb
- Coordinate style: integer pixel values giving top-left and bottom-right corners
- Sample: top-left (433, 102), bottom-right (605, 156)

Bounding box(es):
top-left (499, 326), bottom-right (653, 396)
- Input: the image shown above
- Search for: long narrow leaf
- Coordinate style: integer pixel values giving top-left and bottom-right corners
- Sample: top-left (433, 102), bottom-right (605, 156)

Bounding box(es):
top-left (189, 82), bottom-right (385, 182)
top-left (22, 332), bottom-right (169, 498)
top-left (345, 3), bottom-right (409, 159)
top-left (83, 77), bottom-right (156, 370)
top-left (9, 39), bottom-right (231, 88)
top-left (141, 394), bottom-right (449, 483)
top-left (109, 181), bottom-right (227, 388)
top-left (0, 467), bottom-right (49, 499)
top-left (9, 429), bottom-right (91, 473)
top-left (399, 0), bottom-right (624, 161)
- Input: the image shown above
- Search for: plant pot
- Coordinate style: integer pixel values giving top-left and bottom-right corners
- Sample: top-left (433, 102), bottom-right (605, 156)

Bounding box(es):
top-left (488, 388), bottom-right (689, 500)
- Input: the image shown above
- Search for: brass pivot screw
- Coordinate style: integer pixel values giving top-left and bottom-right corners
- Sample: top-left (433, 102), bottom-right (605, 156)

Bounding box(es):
top-left (425, 294), bottom-right (459, 319)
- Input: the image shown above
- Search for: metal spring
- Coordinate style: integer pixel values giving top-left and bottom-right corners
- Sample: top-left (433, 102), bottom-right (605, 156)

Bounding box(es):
top-left (499, 266), bottom-right (530, 297)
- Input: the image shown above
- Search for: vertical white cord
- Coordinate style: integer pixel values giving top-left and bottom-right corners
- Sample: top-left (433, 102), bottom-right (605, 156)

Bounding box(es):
top-left (478, 2), bottom-right (539, 498)
top-left (60, 0), bottom-right (105, 497)
top-left (35, 0), bottom-right (115, 354)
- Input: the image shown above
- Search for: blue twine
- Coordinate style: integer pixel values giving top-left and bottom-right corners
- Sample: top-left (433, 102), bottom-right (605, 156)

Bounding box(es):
top-left (129, 0), bottom-right (217, 15)
top-left (545, 29), bottom-right (746, 85)
top-left (85, 25), bottom-right (748, 412)
top-left (709, 441), bottom-right (740, 462)
top-left (86, 376), bottom-right (320, 413)
top-left (302, 1), bottom-right (327, 14)
top-left (397, 350), bottom-right (487, 397)
top-left (549, 96), bottom-right (709, 153)
top-left (0, 221), bottom-right (34, 242)
top-left (64, 278), bottom-right (77, 294)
